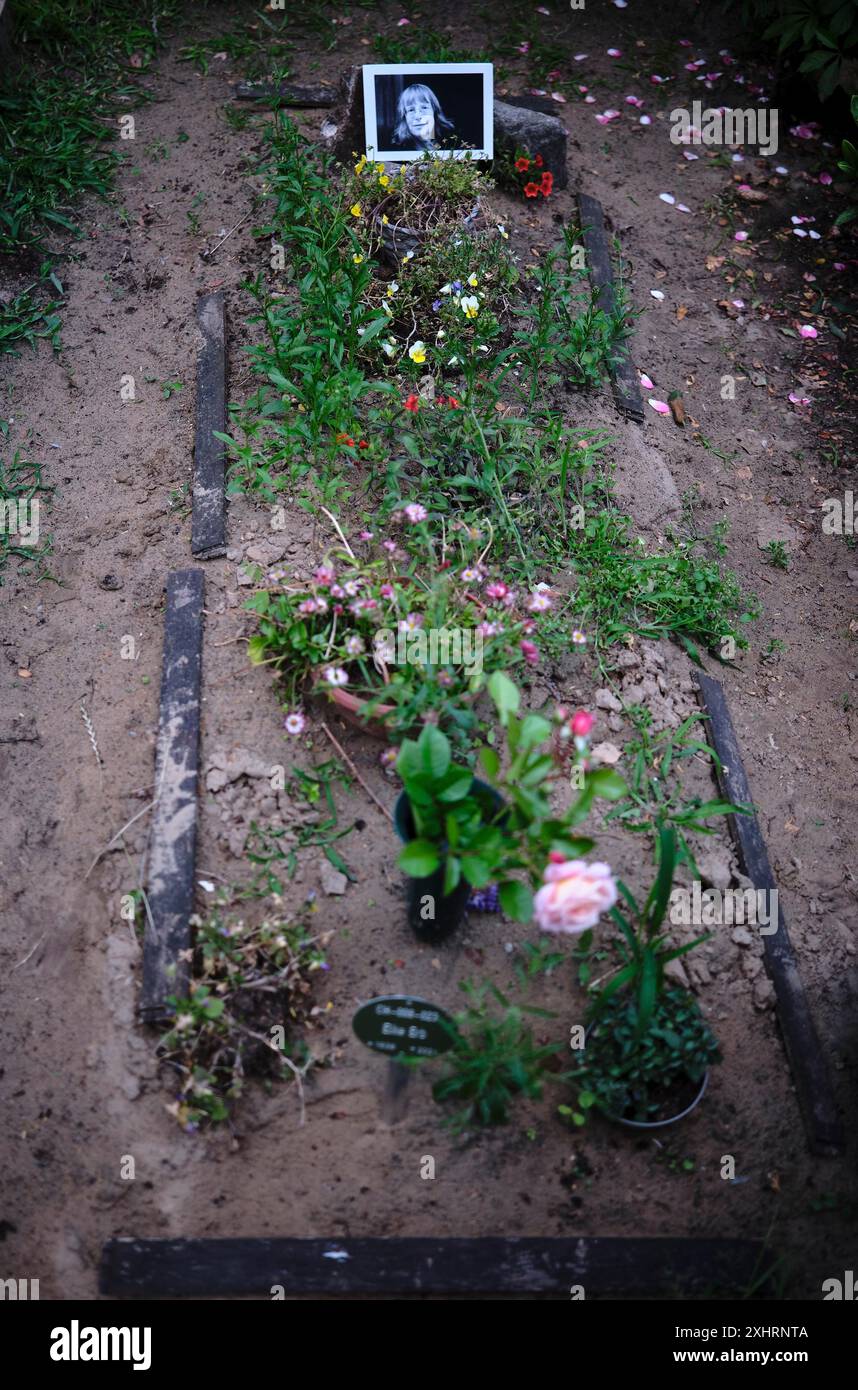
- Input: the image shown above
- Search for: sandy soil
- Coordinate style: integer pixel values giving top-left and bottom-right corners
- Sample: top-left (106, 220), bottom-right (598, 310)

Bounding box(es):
top-left (1, 0), bottom-right (856, 1300)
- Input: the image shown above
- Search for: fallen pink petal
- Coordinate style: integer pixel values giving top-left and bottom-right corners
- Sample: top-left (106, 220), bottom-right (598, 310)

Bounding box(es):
top-left (639, 372), bottom-right (654, 390)
top-left (798, 324), bottom-right (818, 339)
top-left (649, 399), bottom-right (671, 414)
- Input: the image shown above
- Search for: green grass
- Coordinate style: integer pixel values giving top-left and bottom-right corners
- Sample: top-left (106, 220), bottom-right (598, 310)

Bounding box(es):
top-left (0, 1), bottom-right (183, 350)
top-left (0, 77), bottom-right (123, 257)
top-left (0, 270), bottom-right (64, 357)
top-left (0, 450), bottom-right (53, 584)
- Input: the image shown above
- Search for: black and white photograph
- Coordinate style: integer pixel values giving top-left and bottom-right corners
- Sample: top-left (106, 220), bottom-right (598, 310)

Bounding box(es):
top-left (361, 62), bottom-right (493, 161)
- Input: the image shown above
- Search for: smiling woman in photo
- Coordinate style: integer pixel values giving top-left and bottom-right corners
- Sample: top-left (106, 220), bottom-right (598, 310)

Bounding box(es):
top-left (392, 83), bottom-right (456, 151)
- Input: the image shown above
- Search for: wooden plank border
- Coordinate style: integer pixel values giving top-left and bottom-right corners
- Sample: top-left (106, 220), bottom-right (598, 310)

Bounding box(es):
top-left (697, 672), bottom-right (844, 1155)
top-left (191, 292), bottom-right (228, 559)
top-left (233, 80), bottom-right (336, 106)
top-left (140, 569), bottom-right (205, 1024)
top-left (100, 1235), bottom-right (772, 1298)
top-left (577, 193), bottom-right (645, 423)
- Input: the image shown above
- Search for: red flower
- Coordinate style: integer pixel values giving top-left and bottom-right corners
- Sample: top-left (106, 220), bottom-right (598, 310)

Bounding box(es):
top-left (446, 396), bottom-right (461, 409)
top-left (358, 439), bottom-right (369, 449)
top-left (534, 154), bottom-right (544, 167)
top-left (515, 156), bottom-right (530, 172)
top-left (523, 182), bottom-right (540, 198)
top-left (336, 433), bottom-right (356, 446)
top-left (570, 709), bottom-right (594, 737)
top-left (403, 394), bottom-right (420, 412)
top-left (540, 172), bottom-right (554, 197)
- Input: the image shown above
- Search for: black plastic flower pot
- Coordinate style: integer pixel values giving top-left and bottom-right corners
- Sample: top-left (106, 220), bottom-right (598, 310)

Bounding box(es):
top-left (394, 779), bottom-right (503, 943)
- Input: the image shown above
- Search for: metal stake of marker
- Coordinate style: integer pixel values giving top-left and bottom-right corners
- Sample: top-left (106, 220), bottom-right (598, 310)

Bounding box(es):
top-left (382, 1059), bottom-right (412, 1124)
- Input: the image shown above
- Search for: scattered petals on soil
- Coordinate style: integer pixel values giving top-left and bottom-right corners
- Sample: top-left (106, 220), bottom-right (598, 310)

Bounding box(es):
top-left (650, 289), bottom-right (665, 300)
top-left (659, 193), bottom-right (676, 204)
top-left (798, 324), bottom-right (818, 339)
top-left (638, 372), bottom-right (654, 390)
top-left (648, 399), bottom-right (671, 414)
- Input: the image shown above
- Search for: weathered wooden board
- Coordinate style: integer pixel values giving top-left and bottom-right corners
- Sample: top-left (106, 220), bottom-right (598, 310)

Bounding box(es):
top-left (577, 192), bottom-right (644, 423)
top-left (191, 292), bottom-right (227, 559)
top-left (697, 672), bottom-right (844, 1155)
top-left (140, 569), bottom-right (205, 1023)
top-left (100, 1236), bottom-right (771, 1298)
top-left (233, 80), bottom-right (336, 106)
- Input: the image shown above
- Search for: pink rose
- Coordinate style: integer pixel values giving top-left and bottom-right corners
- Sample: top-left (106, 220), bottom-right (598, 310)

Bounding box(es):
top-left (570, 709), bottom-right (594, 737)
top-left (533, 860), bottom-right (618, 936)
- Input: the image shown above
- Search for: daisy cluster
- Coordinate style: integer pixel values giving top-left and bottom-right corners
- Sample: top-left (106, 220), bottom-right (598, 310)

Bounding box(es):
top-left (254, 524), bottom-right (584, 738)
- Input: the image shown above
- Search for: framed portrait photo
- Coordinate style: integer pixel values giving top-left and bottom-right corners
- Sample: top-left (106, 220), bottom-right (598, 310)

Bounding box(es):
top-left (361, 63), bottom-right (494, 162)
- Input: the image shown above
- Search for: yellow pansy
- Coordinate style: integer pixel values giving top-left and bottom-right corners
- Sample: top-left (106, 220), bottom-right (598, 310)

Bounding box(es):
top-left (408, 341), bottom-right (427, 364)
top-left (467, 273), bottom-right (478, 287)
top-left (352, 253), bottom-right (364, 264)
top-left (350, 203), bottom-right (362, 217)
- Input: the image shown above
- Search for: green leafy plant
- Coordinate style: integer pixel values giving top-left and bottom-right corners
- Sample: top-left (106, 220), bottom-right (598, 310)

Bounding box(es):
top-left (604, 708), bottom-right (752, 872)
top-left (735, 0), bottom-right (858, 99)
top-left (562, 827), bottom-right (720, 1123)
top-left (158, 908), bottom-right (331, 1131)
top-left (765, 539), bottom-right (790, 570)
top-left (432, 980), bottom-right (560, 1132)
top-left (396, 672), bottom-right (625, 919)
top-left (562, 986), bottom-right (721, 1125)
top-left (835, 93), bottom-right (858, 226)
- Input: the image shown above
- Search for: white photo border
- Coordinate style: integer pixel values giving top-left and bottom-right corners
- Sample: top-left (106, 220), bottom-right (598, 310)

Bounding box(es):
top-left (361, 63), bottom-right (494, 162)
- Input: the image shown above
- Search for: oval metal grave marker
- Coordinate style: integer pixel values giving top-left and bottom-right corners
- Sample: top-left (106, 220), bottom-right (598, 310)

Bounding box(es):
top-left (352, 995), bottom-right (456, 1060)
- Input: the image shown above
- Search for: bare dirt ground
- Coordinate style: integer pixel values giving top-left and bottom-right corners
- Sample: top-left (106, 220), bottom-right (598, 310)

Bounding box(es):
top-left (1, 0), bottom-right (856, 1299)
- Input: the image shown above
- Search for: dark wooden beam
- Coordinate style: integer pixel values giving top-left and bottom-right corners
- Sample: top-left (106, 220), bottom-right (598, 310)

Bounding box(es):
top-left (577, 193), bottom-right (644, 423)
top-left (233, 80), bottom-right (336, 107)
top-left (100, 1236), bottom-right (772, 1298)
top-left (191, 292), bottom-right (227, 560)
top-left (697, 672), bottom-right (844, 1155)
top-left (140, 569), bottom-right (205, 1024)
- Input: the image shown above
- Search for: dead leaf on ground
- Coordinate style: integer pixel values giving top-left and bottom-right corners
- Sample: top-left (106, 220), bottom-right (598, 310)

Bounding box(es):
top-left (668, 392), bottom-right (686, 426)
top-left (676, 304), bottom-right (688, 320)
top-left (706, 255), bottom-right (725, 271)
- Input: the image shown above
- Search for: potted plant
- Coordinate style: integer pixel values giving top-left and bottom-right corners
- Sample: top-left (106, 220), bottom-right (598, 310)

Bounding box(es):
top-left (394, 672), bottom-right (625, 940)
top-left (560, 828), bottom-right (720, 1129)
